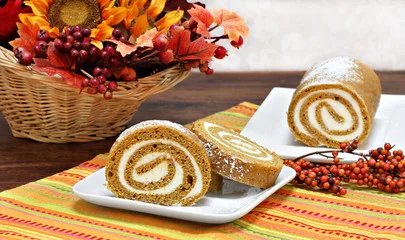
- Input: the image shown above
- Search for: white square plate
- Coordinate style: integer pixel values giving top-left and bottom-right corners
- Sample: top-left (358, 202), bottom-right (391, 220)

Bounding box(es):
top-left (73, 166), bottom-right (295, 224)
top-left (241, 87), bottom-right (405, 163)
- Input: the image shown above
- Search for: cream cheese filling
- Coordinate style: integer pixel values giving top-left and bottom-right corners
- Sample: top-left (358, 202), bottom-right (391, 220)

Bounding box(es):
top-left (133, 153), bottom-right (170, 183)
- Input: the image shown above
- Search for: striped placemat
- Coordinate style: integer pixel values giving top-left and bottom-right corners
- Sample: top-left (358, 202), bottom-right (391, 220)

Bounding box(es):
top-left (0, 102), bottom-right (404, 240)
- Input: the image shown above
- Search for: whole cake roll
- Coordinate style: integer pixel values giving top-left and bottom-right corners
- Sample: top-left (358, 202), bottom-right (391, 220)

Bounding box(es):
top-left (287, 57), bottom-right (381, 148)
top-left (106, 120), bottom-right (211, 206)
top-left (192, 120), bottom-right (283, 188)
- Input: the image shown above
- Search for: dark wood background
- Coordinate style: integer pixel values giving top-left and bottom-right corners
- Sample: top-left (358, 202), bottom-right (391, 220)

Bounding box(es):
top-left (0, 71), bottom-right (404, 191)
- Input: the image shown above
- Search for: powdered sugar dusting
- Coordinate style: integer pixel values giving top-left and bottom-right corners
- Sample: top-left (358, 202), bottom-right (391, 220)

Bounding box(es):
top-left (302, 56), bottom-right (362, 84)
top-left (197, 129), bottom-right (252, 178)
top-left (202, 122), bottom-right (273, 162)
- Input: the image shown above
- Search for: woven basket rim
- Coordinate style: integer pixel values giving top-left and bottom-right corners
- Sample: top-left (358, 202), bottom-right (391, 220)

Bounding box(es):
top-left (0, 46), bottom-right (191, 100)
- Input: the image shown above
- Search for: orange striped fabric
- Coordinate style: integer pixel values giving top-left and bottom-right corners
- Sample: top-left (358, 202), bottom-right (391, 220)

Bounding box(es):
top-left (0, 102), bottom-right (404, 240)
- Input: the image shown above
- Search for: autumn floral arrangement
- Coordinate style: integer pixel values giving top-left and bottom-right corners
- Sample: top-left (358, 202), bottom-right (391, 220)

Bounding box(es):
top-left (9, 0), bottom-right (249, 99)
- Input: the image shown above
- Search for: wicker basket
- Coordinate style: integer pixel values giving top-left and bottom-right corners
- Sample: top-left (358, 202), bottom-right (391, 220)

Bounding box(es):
top-left (0, 47), bottom-right (191, 143)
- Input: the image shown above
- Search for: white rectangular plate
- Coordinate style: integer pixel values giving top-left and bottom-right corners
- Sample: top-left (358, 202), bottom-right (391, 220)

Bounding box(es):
top-left (73, 166), bottom-right (295, 224)
top-left (241, 87), bottom-right (405, 163)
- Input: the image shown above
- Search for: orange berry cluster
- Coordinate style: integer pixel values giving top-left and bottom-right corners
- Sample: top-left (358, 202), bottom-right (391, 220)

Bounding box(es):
top-left (285, 141), bottom-right (405, 196)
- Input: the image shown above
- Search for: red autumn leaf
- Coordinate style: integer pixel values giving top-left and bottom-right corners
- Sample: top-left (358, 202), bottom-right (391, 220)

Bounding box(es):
top-left (213, 9), bottom-right (249, 42)
top-left (163, 0), bottom-right (205, 18)
top-left (46, 42), bottom-right (74, 69)
top-left (188, 4), bottom-right (213, 38)
top-left (9, 22), bottom-right (40, 52)
top-left (0, 0), bottom-right (31, 43)
top-left (106, 39), bottom-right (138, 57)
top-left (32, 43), bottom-right (83, 89)
top-left (168, 30), bottom-right (217, 61)
top-left (108, 64), bottom-right (125, 79)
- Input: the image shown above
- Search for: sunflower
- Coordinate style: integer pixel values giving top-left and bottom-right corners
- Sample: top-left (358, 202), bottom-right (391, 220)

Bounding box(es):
top-left (18, 0), bottom-right (183, 49)
top-left (20, 0), bottom-right (127, 49)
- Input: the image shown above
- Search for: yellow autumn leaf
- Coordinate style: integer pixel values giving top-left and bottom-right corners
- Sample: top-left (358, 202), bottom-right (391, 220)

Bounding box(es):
top-left (137, 0), bottom-right (148, 9)
top-left (102, 6), bottom-right (128, 26)
top-left (156, 10), bottom-right (184, 32)
top-left (24, 0), bottom-right (52, 17)
top-left (94, 20), bottom-right (114, 44)
top-left (147, 0), bottom-right (166, 19)
top-left (122, 1), bottom-right (139, 29)
top-left (98, 0), bottom-right (113, 9)
top-left (19, 13), bottom-right (59, 37)
top-left (131, 14), bottom-right (149, 38)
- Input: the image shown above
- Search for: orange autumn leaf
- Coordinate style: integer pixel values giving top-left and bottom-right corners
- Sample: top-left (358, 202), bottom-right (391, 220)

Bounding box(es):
top-left (168, 29), bottom-right (217, 61)
top-left (213, 9), bottom-right (249, 42)
top-left (9, 22), bottom-right (40, 52)
top-left (135, 28), bottom-right (159, 48)
top-left (115, 28), bottom-right (158, 56)
top-left (188, 4), bottom-right (213, 38)
top-left (106, 40), bottom-right (138, 57)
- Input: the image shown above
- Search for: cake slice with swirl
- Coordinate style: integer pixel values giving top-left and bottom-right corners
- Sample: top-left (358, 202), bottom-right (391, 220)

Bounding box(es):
top-left (287, 56), bottom-right (381, 148)
top-left (106, 120), bottom-right (211, 206)
top-left (192, 120), bottom-right (283, 189)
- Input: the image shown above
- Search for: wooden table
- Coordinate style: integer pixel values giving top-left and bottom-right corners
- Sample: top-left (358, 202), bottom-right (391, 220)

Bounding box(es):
top-left (0, 71), bottom-right (404, 191)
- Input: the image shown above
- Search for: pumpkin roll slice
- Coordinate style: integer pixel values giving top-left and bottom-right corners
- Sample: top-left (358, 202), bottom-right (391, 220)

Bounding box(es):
top-left (183, 124), bottom-right (223, 192)
top-left (208, 172), bottom-right (223, 192)
top-left (191, 121), bottom-right (283, 189)
top-left (106, 120), bottom-right (211, 206)
top-left (288, 56), bottom-right (381, 148)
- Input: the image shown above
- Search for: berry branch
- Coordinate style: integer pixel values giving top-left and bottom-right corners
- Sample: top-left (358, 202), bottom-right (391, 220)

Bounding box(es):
top-left (285, 140), bottom-right (405, 196)
top-left (208, 24), bottom-right (220, 32)
top-left (210, 35), bottom-right (229, 43)
top-left (292, 138), bottom-right (368, 163)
